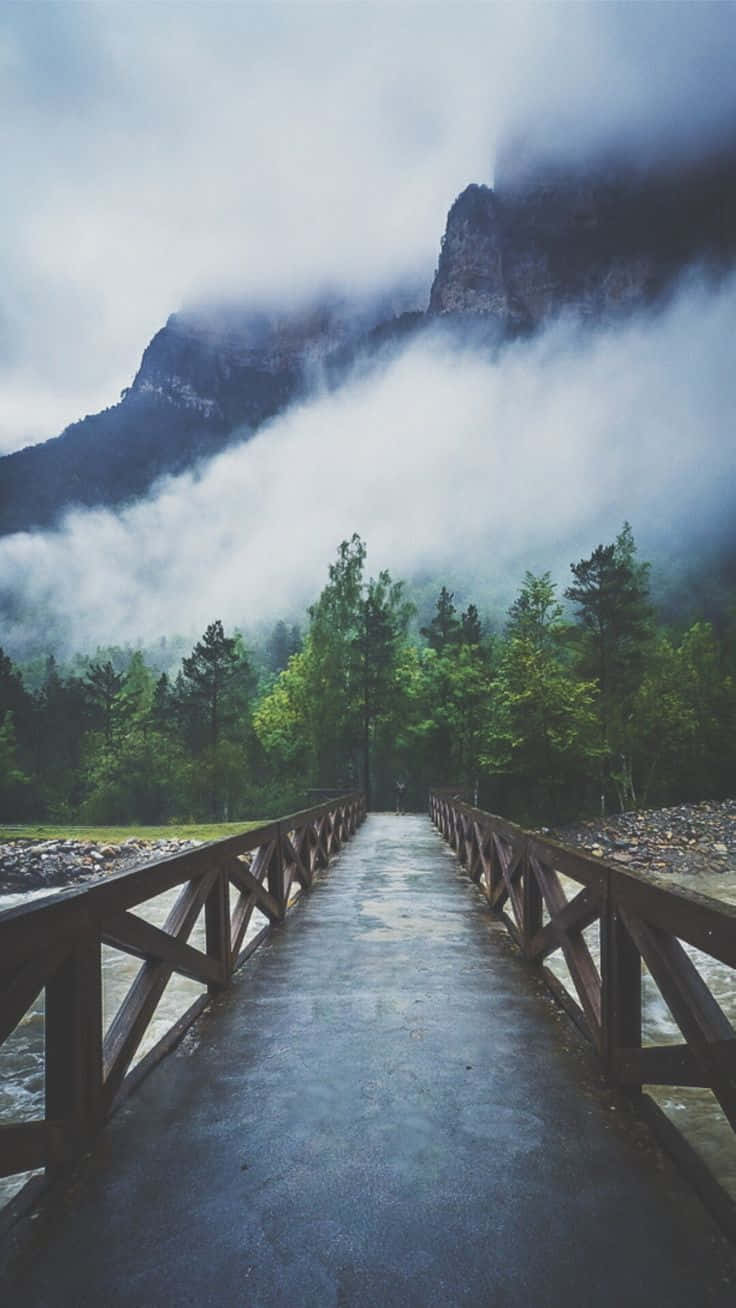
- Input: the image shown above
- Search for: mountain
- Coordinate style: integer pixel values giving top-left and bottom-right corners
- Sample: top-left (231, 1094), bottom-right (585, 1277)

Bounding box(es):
top-left (1, 144), bottom-right (734, 537)
top-left (429, 144), bottom-right (736, 328)
top-left (0, 294), bottom-right (421, 536)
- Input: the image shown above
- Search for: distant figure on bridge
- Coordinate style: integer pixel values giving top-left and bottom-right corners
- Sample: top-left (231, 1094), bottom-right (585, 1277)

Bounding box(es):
top-left (395, 780), bottom-right (406, 815)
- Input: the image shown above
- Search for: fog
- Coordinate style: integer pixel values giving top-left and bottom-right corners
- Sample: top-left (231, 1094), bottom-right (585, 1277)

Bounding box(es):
top-left (2, 271), bottom-right (734, 657)
top-left (2, 2), bottom-right (736, 451)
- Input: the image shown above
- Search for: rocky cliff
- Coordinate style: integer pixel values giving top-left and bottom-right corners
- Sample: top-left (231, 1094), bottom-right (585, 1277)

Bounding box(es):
top-left (1, 144), bottom-right (734, 536)
top-left (0, 294), bottom-right (420, 535)
top-left (429, 146), bottom-right (736, 329)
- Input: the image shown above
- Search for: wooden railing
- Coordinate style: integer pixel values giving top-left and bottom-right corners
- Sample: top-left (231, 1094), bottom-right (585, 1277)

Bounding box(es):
top-left (0, 794), bottom-right (365, 1200)
top-left (430, 790), bottom-right (736, 1231)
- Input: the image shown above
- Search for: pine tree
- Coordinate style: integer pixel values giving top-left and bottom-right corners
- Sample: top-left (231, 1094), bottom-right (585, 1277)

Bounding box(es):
top-left (565, 524), bottom-right (653, 810)
top-left (421, 586), bottom-right (460, 652)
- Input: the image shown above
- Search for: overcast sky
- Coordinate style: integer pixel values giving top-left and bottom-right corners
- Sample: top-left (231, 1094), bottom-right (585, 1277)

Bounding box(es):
top-left (2, 1), bottom-right (736, 454)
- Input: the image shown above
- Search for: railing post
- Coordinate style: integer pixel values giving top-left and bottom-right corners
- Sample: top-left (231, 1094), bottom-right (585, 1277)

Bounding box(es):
top-left (601, 871), bottom-right (642, 1091)
top-left (45, 931), bottom-right (103, 1167)
top-left (268, 824), bottom-right (287, 916)
top-left (521, 837), bottom-right (542, 956)
top-left (205, 866), bottom-right (232, 990)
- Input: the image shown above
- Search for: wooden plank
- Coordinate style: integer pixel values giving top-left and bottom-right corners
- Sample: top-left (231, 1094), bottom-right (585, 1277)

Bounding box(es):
top-left (490, 874), bottom-right (510, 912)
top-left (0, 793), bottom-right (363, 968)
top-left (230, 890), bottom-right (257, 960)
top-left (303, 825), bottom-right (319, 876)
top-left (205, 868), bottom-right (231, 991)
top-left (313, 817), bottom-right (330, 869)
top-left (267, 832), bottom-right (287, 915)
top-left (0, 939), bottom-right (69, 1047)
top-left (45, 934), bottom-right (103, 1141)
top-left (102, 869), bottom-right (217, 1108)
top-left (500, 910), bottom-right (521, 949)
top-left (283, 829), bottom-right (312, 889)
top-left (0, 902), bottom-right (97, 974)
top-left (601, 900), bottom-right (642, 1085)
top-left (233, 924), bottom-right (270, 970)
top-left (453, 801), bottom-right (526, 846)
top-left (542, 966), bottom-right (593, 1044)
top-left (621, 911), bottom-right (736, 1130)
top-left (102, 911), bottom-right (223, 985)
top-left (0, 1121), bottom-right (72, 1177)
top-left (249, 840), bottom-right (277, 884)
top-left (522, 837), bottom-right (542, 953)
top-left (614, 1044), bottom-right (711, 1088)
top-left (467, 822), bottom-right (484, 884)
top-left (493, 833), bottom-right (524, 930)
top-left (614, 869), bottom-right (736, 970)
top-left (526, 885), bottom-right (601, 962)
top-left (527, 834), bottom-right (608, 891)
top-left (278, 793), bottom-right (362, 832)
top-left (531, 854), bottom-right (602, 1039)
top-left (473, 821), bottom-right (492, 888)
top-left (110, 995), bottom-right (210, 1115)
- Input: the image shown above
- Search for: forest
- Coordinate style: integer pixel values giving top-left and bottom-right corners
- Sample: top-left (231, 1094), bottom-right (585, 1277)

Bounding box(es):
top-left (1, 525), bottom-right (734, 826)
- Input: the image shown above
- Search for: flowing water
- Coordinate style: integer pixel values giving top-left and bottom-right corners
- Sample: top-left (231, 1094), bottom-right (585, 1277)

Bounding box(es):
top-left (0, 883), bottom-right (268, 1209)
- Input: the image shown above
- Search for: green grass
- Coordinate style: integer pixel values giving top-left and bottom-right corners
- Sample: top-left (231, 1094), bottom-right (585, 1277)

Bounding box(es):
top-left (0, 821), bottom-right (264, 844)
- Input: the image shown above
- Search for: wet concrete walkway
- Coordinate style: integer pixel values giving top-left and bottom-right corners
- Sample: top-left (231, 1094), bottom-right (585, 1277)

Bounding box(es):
top-left (2, 815), bottom-right (735, 1305)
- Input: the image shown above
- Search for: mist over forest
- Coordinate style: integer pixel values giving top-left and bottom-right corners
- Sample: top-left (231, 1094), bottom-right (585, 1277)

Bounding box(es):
top-left (2, 267), bottom-right (735, 661)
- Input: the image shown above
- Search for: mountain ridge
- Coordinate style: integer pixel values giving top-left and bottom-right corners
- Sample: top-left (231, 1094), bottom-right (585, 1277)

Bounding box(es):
top-left (2, 143), bottom-right (734, 537)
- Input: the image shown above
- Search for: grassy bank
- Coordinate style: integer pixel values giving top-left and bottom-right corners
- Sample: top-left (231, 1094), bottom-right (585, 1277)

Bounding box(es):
top-left (0, 821), bottom-right (263, 844)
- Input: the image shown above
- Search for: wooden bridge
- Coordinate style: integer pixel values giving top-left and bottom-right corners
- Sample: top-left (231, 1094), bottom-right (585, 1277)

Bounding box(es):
top-left (1, 794), bottom-right (736, 1304)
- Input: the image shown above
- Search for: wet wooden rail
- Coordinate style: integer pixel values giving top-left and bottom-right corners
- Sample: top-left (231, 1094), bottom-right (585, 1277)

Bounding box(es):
top-left (430, 789), bottom-right (736, 1235)
top-left (0, 793), bottom-right (364, 1195)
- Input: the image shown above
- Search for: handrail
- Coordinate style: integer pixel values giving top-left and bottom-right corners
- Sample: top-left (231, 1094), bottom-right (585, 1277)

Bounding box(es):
top-left (429, 790), bottom-right (736, 1232)
top-left (0, 793), bottom-right (365, 1199)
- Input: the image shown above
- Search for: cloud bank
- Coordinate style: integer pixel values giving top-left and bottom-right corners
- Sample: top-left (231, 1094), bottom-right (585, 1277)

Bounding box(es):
top-left (2, 2), bottom-right (736, 452)
top-left (2, 272), bottom-right (734, 657)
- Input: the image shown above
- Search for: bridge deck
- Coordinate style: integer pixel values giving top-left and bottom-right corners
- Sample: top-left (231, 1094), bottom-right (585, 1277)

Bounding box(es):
top-left (3, 815), bottom-right (734, 1305)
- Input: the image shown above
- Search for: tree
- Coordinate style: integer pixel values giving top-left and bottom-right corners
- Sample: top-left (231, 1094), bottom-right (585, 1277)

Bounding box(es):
top-left (178, 621), bottom-right (255, 817)
top-left (421, 586), bottom-right (460, 652)
top-left (507, 572), bottom-right (563, 651)
top-left (86, 660), bottom-right (124, 745)
top-left (460, 603), bottom-right (483, 646)
top-left (258, 537), bottom-right (413, 808)
top-left (484, 573), bottom-right (599, 821)
top-left (306, 534), bottom-right (367, 787)
top-left (117, 651), bottom-right (154, 728)
top-left (355, 570), bottom-right (413, 807)
top-left (265, 620), bottom-right (302, 674)
top-left (565, 523), bottom-right (653, 810)
top-left (0, 711), bottom-right (28, 818)
top-left (180, 621), bottom-right (240, 751)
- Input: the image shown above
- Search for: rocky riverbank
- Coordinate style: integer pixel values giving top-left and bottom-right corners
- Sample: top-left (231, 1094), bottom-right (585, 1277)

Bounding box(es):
top-left (0, 837), bottom-right (203, 896)
top-left (545, 798), bottom-right (736, 880)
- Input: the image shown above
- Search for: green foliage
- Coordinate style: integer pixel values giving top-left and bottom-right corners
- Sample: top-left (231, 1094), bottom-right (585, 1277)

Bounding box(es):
top-left (255, 536), bottom-right (413, 807)
top-left (566, 522), bottom-right (655, 810)
top-left (2, 524), bottom-right (735, 828)
top-left (421, 586), bottom-right (460, 652)
top-left (0, 711), bottom-right (29, 818)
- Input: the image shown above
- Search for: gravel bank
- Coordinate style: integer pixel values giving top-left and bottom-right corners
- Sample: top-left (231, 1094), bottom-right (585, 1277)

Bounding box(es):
top-left (545, 798), bottom-right (736, 880)
top-left (0, 838), bottom-right (203, 896)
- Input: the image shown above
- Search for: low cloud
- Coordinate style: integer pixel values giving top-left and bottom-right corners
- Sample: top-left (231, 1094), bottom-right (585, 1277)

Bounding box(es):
top-left (2, 272), bottom-right (734, 658)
